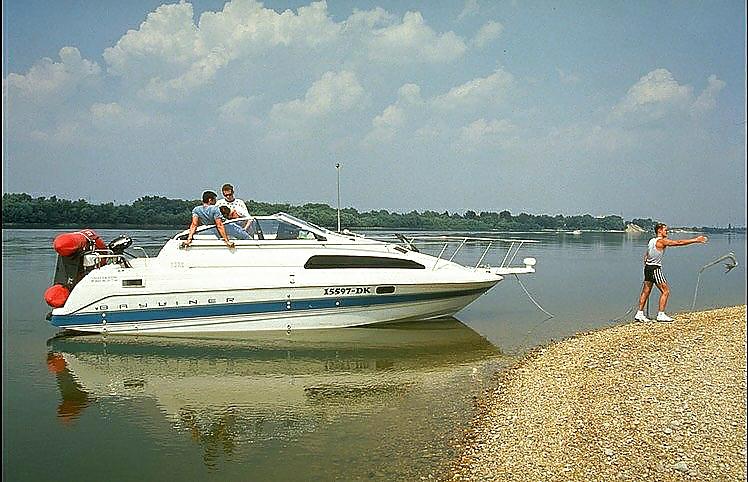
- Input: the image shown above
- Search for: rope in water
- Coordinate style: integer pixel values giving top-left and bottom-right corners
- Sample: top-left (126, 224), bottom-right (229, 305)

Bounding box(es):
top-left (514, 274), bottom-right (554, 318)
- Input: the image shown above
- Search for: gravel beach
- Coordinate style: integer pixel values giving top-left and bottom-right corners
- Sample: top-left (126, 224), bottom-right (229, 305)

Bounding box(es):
top-left (451, 305), bottom-right (747, 481)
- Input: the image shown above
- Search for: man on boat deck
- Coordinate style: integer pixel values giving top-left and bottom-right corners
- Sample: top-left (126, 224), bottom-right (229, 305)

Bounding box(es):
top-left (216, 183), bottom-right (250, 219)
top-left (181, 190), bottom-right (235, 249)
top-left (634, 223), bottom-right (707, 322)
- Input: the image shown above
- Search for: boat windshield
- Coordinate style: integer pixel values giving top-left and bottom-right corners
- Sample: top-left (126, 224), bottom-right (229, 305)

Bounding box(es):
top-left (251, 216), bottom-right (321, 240)
top-left (175, 213), bottom-right (328, 241)
top-left (276, 213), bottom-right (333, 236)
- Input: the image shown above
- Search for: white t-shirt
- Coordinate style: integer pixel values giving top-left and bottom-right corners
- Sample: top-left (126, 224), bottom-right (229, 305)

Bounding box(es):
top-left (216, 198), bottom-right (250, 218)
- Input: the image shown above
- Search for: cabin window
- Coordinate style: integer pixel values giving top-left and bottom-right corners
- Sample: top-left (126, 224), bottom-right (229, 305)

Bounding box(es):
top-left (304, 256), bottom-right (425, 269)
top-left (376, 286), bottom-right (396, 294)
top-left (122, 279), bottom-right (143, 287)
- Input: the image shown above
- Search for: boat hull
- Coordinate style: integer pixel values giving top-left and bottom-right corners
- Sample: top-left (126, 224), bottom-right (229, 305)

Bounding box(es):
top-left (51, 282), bottom-right (498, 334)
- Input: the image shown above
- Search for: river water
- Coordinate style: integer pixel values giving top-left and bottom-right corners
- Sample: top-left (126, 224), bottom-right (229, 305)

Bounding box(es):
top-left (2, 228), bottom-right (745, 480)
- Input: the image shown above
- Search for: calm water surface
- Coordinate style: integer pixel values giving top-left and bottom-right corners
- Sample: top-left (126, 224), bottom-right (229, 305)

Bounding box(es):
top-left (3, 229), bottom-right (745, 480)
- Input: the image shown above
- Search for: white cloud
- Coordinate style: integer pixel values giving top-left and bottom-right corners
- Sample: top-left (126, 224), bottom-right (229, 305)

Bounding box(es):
top-left (218, 96), bottom-right (258, 125)
top-left (545, 123), bottom-right (635, 154)
top-left (4, 47), bottom-right (101, 101)
top-left (691, 75), bottom-right (726, 116)
top-left (103, 3), bottom-right (199, 77)
top-left (99, 1), bottom-right (468, 102)
top-left (90, 102), bottom-right (124, 119)
top-left (344, 7), bottom-right (394, 31)
top-left (413, 124), bottom-right (444, 142)
top-left (472, 21), bottom-right (503, 48)
top-left (269, 70), bottom-right (365, 131)
top-left (372, 105), bottom-right (405, 130)
top-left (455, 118), bottom-right (516, 151)
top-left (611, 68), bottom-right (692, 120)
top-left (457, 0), bottom-right (480, 21)
top-left (432, 68), bottom-right (514, 110)
top-left (197, 0), bottom-right (340, 53)
top-left (364, 83), bottom-right (422, 144)
top-left (611, 69), bottom-right (727, 125)
top-left (87, 102), bottom-right (155, 132)
top-left (364, 68), bottom-right (516, 147)
top-left (368, 11), bottom-right (466, 64)
top-left (104, 0), bottom-right (341, 102)
top-left (397, 83), bottom-right (423, 105)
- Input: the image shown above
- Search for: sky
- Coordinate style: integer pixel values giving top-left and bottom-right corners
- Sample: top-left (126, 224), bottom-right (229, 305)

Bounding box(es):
top-left (2, 0), bottom-right (746, 226)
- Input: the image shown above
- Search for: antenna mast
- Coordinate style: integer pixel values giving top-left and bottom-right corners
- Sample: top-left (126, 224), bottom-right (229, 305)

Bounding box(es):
top-left (336, 163), bottom-right (341, 232)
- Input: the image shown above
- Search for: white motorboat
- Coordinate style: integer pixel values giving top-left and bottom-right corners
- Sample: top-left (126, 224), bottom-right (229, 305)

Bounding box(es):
top-left (45, 213), bottom-right (538, 334)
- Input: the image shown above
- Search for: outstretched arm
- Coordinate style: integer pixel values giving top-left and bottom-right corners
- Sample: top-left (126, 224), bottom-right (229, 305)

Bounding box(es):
top-left (182, 216), bottom-right (200, 247)
top-left (657, 235), bottom-right (708, 249)
top-left (215, 219), bottom-right (235, 249)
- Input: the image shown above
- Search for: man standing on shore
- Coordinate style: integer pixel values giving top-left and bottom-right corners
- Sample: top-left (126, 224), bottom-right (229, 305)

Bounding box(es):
top-left (635, 223), bottom-right (707, 322)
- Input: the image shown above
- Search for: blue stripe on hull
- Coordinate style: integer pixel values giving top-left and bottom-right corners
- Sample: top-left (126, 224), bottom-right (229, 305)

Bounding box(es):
top-left (50, 287), bottom-right (490, 328)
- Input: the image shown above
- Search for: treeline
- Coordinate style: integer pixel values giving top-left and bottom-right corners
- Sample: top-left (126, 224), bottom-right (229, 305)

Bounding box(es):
top-left (1, 193), bottom-right (741, 233)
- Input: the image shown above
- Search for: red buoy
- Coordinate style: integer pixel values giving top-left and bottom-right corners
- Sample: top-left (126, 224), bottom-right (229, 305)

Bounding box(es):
top-left (53, 229), bottom-right (106, 257)
top-left (44, 284), bottom-right (70, 308)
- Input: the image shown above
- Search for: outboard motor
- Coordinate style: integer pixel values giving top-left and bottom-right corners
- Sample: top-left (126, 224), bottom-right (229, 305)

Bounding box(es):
top-left (108, 234), bottom-right (133, 255)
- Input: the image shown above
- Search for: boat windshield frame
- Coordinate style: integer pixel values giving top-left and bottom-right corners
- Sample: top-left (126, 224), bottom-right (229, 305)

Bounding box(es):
top-left (173, 212), bottom-right (332, 241)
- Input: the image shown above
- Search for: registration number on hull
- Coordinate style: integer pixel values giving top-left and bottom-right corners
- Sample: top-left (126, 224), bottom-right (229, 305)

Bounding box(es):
top-left (323, 287), bottom-right (373, 296)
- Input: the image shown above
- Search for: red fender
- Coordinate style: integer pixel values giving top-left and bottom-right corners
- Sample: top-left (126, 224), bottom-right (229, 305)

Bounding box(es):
top-left (44, 284), bottom-right (70, 308)
top-left (53, 229), bottom-right (107, 257)
top-left (47, 353), bottom-right (67, 373)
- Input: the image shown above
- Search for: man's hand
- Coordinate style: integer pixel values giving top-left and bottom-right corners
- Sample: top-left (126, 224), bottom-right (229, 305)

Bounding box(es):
top-left (181, 239), bottom-right (192, 249)
top-left (225, 240), bottom-right (235, 249)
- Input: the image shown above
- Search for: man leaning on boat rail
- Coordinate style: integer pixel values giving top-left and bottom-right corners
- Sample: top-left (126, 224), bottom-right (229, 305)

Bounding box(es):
top-left (181, 190), bottom-right (235, 249)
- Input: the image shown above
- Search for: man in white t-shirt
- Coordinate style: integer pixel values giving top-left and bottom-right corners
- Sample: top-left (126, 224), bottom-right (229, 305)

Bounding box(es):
top-left (216, 183), bottom-right (250, 218)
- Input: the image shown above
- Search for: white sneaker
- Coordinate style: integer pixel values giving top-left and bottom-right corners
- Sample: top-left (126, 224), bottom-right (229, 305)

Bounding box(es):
top-left (634, 312), bottom-right (650, 322)
top-left (656, 312), bottom-right (674, 322)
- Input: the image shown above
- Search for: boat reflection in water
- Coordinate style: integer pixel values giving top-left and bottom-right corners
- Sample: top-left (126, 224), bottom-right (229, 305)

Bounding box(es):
top-left (47, 318), bottom-right (507, 473)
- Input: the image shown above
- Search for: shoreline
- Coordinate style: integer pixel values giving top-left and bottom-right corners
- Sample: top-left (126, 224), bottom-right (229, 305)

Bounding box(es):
top-left (450, 305), bottom-right (747, 481)
top-left (3, 224), bottom-right (745, 234)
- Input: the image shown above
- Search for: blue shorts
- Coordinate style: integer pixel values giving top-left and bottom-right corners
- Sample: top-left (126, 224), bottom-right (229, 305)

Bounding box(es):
top-left (644, 264), bottom-right (667, 285)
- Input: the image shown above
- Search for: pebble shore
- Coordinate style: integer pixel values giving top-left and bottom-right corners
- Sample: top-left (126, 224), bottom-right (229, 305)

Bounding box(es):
top-left (451, 305), bottom-right (747, 481)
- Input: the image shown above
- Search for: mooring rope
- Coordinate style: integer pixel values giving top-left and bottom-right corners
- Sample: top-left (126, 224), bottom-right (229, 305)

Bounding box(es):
top-left (514, 274), bottom-right (554, 318)
top-left (691, 252), bottom-right (738, 311)
top-left (609, 281), bottom-right (646, 323)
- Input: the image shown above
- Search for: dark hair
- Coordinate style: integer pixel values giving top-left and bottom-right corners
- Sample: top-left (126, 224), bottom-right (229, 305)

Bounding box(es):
top-left (219, 205), bottom-right (231, 217)
top-left (202, 190), bottom-right (217, 203)
top-left (655, 222), bottom-right (667, 234)
top-left (221, 183), bottom-right (234, 193)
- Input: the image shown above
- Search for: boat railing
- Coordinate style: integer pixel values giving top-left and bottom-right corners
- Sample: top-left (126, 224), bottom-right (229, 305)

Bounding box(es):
top-left (385, 235), bottom-right (539, 271)
top-left (129, 247), bottom-right (150, 258)
top-left (84, 251), bottom-right (132, 268)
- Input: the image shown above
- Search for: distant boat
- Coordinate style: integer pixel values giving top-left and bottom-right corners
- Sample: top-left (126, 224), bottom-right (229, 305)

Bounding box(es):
top-left (570, 230), bottom-right (582, 235)
top-left (625, 223), bottom-right (646, 234)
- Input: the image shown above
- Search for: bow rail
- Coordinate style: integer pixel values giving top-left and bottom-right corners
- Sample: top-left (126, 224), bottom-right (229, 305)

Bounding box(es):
top-left (378, 234), bottom-right (539, 273)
